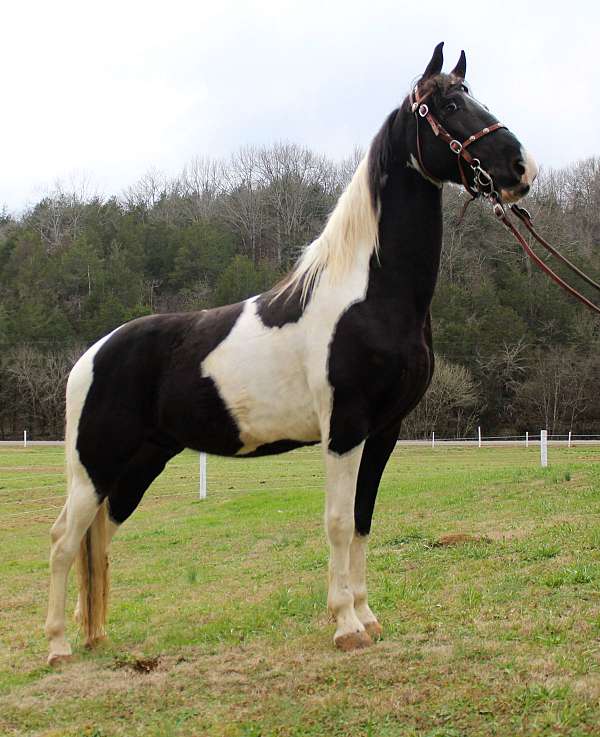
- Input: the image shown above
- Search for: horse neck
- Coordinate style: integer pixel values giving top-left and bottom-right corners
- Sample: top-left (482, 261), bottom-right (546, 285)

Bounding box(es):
top-left (372, 152), bottom-right (443, 321)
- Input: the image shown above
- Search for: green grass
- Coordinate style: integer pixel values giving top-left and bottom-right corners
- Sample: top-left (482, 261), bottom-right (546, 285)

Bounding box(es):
top-left (1, 443), bottom-right (600, 736)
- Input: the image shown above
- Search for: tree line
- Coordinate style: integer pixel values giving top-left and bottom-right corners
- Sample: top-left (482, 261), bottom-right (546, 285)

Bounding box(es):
top-left (0, 146), bottom-right (599, 440)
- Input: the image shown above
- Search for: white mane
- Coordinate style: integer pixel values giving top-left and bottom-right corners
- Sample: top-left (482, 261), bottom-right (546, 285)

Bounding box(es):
top-left (277, 152), bottom-right (379, 305)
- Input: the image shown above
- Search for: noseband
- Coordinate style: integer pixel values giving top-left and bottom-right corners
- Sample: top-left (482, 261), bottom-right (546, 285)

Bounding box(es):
top-left (409, 83), bottom-right (600, 316)
top-left (409, 84), bottom-right (505, 199)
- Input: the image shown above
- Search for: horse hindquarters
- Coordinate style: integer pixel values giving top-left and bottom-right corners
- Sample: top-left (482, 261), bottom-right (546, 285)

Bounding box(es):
top-left (46, 321), bottom-right (181, 664)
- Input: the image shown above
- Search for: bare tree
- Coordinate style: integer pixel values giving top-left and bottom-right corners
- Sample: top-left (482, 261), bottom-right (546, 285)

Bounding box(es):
top-left (179, 156), bottom-right (225, 222)
top-left (3, 345), bottom-right (84, 438)
top-left (256, 142), bottom-right (336, 264)
top-left (30, 175), bottom-right (100, 252)
top-left (122, 168), bottom-right (170, 215)
top-left (402, 358), bottom-right (481, 438)
top-left (513, 350), bottom-right (598, 435)
top-left (220, 146), bottom-right (268, 262)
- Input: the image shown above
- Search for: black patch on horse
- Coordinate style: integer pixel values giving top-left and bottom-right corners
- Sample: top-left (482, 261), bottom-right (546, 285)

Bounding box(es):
top-left (240, 439), bottom-right (319, 457)
top-left (255, 273), bottom-right (312, 328)
top-left (77, 305), bottom-right (245, 497)
top-left (328, 109), bottom-right (440, 456)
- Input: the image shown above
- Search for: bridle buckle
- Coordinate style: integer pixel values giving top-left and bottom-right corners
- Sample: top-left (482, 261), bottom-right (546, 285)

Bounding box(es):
top-left (418, 104), bottom-right (429, 118)
top-left (493, 201), bottom-right (505, 218)
top-left (449, 140), bottom-right (463, 154)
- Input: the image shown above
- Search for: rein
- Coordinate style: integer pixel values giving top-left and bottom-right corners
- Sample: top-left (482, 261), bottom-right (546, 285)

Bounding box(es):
top-left (493, 200), bottom-right (600, 316)
top-left (410, 84), bottom-right (600, 316)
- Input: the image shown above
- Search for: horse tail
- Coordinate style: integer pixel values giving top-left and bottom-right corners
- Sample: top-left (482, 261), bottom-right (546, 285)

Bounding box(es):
top-left (76, 498), bottom-right (110, 647)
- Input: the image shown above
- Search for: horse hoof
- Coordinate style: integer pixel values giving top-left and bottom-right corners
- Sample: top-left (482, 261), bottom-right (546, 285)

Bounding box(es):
top-left (364, 620), bottom-right (383, 640)
top-left (335, 630), bottom-right (373, 652)
top-left (47, 652), bottom-right (73, 667)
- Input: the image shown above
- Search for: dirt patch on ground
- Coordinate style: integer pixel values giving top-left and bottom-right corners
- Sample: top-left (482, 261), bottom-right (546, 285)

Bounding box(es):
top-left (4, 655), bottom-right (180, 711)
top-left (113, 655), bottom-right (161, 673)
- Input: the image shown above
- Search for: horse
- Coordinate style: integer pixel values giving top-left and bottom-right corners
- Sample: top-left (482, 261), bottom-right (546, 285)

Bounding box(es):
top-left (45, 42), bottom-right (537, 664)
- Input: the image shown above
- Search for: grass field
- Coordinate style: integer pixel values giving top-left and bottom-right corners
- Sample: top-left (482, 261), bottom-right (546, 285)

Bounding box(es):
top-left (2, 444), bottom-right (600, 737)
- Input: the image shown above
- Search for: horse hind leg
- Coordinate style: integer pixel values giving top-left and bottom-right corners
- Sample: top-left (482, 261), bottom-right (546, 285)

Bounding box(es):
top-left (45, 470), bottom-right (102, 665)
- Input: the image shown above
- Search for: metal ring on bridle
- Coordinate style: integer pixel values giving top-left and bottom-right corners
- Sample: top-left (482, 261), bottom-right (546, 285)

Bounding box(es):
top-left (474, 167), bottom-right (493, 187)
top-left (418, 104), bottom-right (429, 117)
top-left (449, 140), bottom-right (463, 154)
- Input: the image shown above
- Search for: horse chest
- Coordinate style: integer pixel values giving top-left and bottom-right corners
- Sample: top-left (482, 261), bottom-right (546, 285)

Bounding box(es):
top-left (327, 313), bottom-right (433, 453)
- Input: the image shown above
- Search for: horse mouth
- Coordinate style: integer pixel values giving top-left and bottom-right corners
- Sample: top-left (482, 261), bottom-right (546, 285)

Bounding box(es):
top-left (499, 183), bottom-right (530, 204)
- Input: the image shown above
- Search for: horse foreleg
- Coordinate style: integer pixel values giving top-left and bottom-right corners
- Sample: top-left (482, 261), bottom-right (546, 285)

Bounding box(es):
top-left (350, 422), bottom-right (401, 640)
top-left (323, 441), bottom-right (372, 651)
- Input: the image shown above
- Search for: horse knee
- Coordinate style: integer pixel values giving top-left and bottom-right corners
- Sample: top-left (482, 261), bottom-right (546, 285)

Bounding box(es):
top-left (327, 511), bottom-right (354, 545)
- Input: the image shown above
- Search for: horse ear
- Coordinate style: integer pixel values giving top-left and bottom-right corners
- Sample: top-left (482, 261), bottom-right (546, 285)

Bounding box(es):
top-left (422, 42), bottom-right (444, 80)
top-left (451, 50), bottom-right (467, 80)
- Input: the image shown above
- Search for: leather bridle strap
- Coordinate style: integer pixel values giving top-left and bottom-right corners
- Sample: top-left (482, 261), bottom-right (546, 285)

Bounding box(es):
top-left (410, 85), bottom-right (505, 196)
top-left (409, 83), bottom-right (600, 317)
top-left (493, 200), bottom-right (600, 316)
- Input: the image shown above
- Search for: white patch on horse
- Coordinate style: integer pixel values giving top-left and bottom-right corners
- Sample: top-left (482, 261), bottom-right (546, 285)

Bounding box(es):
top-left (520, 146), bottom-right (538, 187)
top-left (202, 253), bottom-right (372, 454)
top-left (203, 151), bottom-right (379, 455)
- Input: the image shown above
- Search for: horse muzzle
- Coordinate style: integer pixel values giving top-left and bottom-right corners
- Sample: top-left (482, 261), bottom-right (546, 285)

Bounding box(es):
top-left (500, 149), bottom-right (538, 203)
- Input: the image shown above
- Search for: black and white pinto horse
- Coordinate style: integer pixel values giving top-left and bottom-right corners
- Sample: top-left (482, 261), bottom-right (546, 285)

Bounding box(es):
top-left (46, 44), bottom-right (537, 664)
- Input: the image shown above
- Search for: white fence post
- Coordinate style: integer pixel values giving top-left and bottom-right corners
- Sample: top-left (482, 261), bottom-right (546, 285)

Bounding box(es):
top-left (478, 426), bottom-right (482, 448)
top-left (540, 430), bottom-right (548, 467)
top-left (568, 431), bottom-right (572, 448)
top-left (23, 430), bottom-right (27, 448)
top-left (431, 431), bottom-right (435, 449)
top-left (199, 452), bottom-right (207, 500)
top-left (525, 431), bottom-right (529, 448)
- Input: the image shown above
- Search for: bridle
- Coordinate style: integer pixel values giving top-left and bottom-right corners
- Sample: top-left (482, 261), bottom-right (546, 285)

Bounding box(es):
top-left (409, 82), bottom-right (504, 199)
top-left (410, 82), bottom-right (600, 316)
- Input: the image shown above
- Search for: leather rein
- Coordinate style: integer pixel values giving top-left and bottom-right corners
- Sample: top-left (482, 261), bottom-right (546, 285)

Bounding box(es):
top-left (410, 84), bottom-right (600, 316)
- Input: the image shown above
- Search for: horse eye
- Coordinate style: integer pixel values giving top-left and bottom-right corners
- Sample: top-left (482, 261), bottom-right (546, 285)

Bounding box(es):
top-left (444, 101), bottom-right (458, 114)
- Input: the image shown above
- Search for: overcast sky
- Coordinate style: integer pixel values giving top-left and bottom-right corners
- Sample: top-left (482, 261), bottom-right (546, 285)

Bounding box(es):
top-left (1, 0), bottom-right (598, 212)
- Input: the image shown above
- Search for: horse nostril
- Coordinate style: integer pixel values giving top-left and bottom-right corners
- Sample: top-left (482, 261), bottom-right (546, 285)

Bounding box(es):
top-left (513, 159), bottom-right (526, 178)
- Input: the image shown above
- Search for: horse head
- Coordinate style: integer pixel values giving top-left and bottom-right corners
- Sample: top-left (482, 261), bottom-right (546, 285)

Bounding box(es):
top-left (381, 42), bottom-right (538, 205)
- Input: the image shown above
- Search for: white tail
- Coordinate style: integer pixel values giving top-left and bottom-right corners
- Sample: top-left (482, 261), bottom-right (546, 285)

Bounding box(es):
top-left (76, 499), bottom-right (110, 647)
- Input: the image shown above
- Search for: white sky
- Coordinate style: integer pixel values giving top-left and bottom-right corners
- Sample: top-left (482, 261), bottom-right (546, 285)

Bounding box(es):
top-left (1, 0), bottom-right (598, 212)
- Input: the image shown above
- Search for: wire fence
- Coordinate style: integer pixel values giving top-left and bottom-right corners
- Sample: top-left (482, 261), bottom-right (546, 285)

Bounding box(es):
top-left (3, 433), bottom-right (600, 448)
top-left (2, 432), bottom-right (600, 527)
